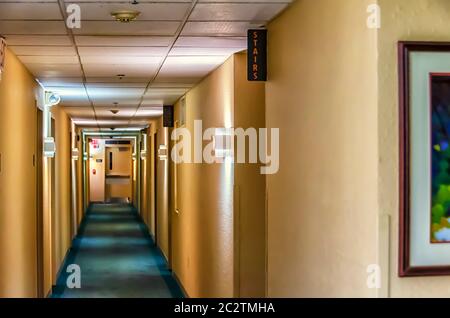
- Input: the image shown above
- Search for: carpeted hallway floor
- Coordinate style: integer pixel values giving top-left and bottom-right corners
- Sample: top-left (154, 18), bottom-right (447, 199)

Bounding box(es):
top-left (51, 203), bottom-right (183, 298)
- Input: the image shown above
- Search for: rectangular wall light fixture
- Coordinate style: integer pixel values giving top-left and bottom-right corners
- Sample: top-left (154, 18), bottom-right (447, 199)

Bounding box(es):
top-left (43, 137), bottom-right (56, 158)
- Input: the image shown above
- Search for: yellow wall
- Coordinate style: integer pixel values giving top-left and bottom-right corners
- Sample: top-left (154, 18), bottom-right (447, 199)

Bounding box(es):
top-left (377, 0), bottom-right (450, 297)
top-left (156, 117), bottom-right (170, 261)
top-left (0, 49), bottom-right (42, 297)
top-left (146, 120), bottom-right (157, 237)
top-left (171, 57), bottom-right (235, 297)
top-left (50, 106), bottom-right (73, 286)
top-left (232, 52), bottom-right (266, 297)
top-left (265, 0), bottom-right (378, 297)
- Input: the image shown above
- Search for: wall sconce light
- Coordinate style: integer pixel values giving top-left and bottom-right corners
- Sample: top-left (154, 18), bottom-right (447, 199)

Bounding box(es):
top-left (72, 148), bottom-right (79, 161)
top-left (43, 91), bottom-right (60, 157)
top-left (45, 91), bottom-right (61, 107)
top-left (140, 134), bottom-right (147, 160)
top-left (158, 145), bottom-right (168, 160)
top-left (44, 137), bottom-right (56, 158)
top-left (214, 128), bottom-right (233, 158)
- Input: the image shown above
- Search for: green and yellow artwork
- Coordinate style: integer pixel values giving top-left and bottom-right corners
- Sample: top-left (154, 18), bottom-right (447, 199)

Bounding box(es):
top-left (431, 74), bottom-right (450, 242)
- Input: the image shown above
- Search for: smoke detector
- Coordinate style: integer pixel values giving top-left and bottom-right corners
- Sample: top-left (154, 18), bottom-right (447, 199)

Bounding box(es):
top-left (111, 10), bottom-right (140, 23)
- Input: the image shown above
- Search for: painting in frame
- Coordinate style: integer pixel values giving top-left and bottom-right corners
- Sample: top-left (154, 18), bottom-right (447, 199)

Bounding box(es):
top-left (399, 41), bottom-right (450, 276)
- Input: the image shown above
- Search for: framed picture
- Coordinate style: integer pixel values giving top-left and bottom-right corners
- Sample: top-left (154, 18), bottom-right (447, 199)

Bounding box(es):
top-left (399, 42), bottom-right (450, 276)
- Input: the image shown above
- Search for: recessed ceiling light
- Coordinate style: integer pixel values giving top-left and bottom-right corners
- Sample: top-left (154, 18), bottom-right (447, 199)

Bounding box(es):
top-left (111, 10), bottom-right (140, 23)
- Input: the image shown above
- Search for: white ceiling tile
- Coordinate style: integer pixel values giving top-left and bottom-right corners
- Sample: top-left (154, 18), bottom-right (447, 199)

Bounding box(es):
top-left (143, 87), bottom-right (187, 105)
top-left (38, 77), bottom-right (83, 87)
top-left (64, 107), bottom-right (95, 120)
top-left (0, 3), bottom-right (62, 20)
top-left (91, 97), bottom-right (140, 108)
top-left (4, 35), bottom-right (71, 46)
top-left (26, 63), bottom-right (82, 77)
top-left (73, 21), bottom-right (180, 36)
top-left (64, 0), bottom-right (190, 2)
top-left (0, 0), bottom-right (58, 2)
top-left (190, 3), bottom-right (288, 21)
top-left (86, 82), bottom-right (147, 88)
top-left (154, 76), bottom-right (200, 85)
top-left (169, 47), bottom-right (244, 56)
top-left (87, 87), bottom-right (145, 99)
top-left (135, 106), bottom-right (163, 117)
top-left (145, 87), bottom-right (188, 96)
top-left (81, 55), bottom-right (162, 65)
top-left (75, 36), bottom-right (172, 47)
top-left (83, 63), bottom-right (159, 77)
top-left (10, 46), bottom-right (76, 56)
top-left (89, 119), bottom-right (133, 126)
top-left (143, 95), bottom-right (179, 105)
top-left (150, 82), bottom-right (193, 88)
top-left (46, 86), bottom-right (90, 105)
top-left (86, 77), bottom-right (150, 84)
top-left (74, 3), bottom-right (190, 21)
top-left (181, 21), bottom-right (261, 36)
top-left (198, 0), bottom-right (291, 2)
top-left (94, 106), bottom-right (138, 117)
top-left (175, 36), bottom-right (246, 48)
top-left (78, 46), bottom-right (165, 56)
top-left (0, 21), bottom-right (67, 35)
top-left (18, 55), bottom-right (79, 64)
top-left (92, 98), bottom-right (140, 107)
top-left (62, 101), bottom-right (93, 107)
top-left (159, 55), bottom-right (228, 77)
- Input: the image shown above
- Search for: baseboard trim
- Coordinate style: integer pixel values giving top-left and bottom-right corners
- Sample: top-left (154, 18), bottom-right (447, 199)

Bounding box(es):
top-left (172, 271), bottom-right (190, 298)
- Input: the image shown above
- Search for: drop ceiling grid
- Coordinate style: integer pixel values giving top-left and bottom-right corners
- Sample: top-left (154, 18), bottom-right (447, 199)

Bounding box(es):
top-left (0, 0), bottom-right (292, 127)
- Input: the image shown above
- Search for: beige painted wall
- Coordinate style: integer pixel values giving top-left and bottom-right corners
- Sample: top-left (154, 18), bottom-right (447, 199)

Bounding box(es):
top-left (171, 57), bottom-right (235, 297)
top-left (147, 120), bottom-right (157, 237)
top-left (169, 53), bottom-right (266, 298)
top-left (50, 106), bottom-right (72, 282)
top-left (266, 0), bottom-right (378, 297)
top-left (156, 117), bottom-right (170, 261)
top-left (377, 0), bottom-right (450, 297)
top-left (0, 48), bottom-right (41, 297)
top-left (232, 52), bottom-right (266, 297)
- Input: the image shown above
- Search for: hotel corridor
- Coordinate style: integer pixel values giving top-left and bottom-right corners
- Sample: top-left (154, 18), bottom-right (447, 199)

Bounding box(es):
top-left (51, 203), bottom-right (183, 298)
top-left (4, 0), bottom-right (450, 302)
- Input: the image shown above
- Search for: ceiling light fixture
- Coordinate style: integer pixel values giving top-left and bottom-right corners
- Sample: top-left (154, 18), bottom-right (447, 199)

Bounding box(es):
top-left (111, 109), bottom-right (119, 115)
top-left (111, 10), bottom-right (140, 23)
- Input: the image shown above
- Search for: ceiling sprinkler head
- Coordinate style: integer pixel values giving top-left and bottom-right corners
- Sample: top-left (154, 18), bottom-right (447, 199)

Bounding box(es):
top-left (111, 10), bottom-right (140, 23)
top-left (116, 74), bottom-right (125, 80)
